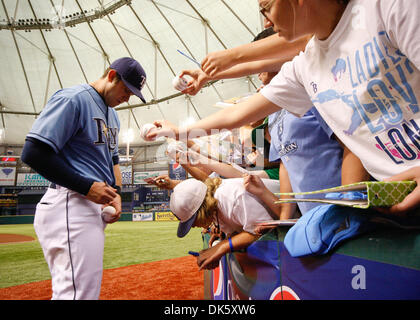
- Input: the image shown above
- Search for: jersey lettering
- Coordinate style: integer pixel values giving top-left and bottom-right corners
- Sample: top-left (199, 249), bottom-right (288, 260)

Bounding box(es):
top-left (93, 117), bottom-right (118, 151)
top-left (93, 118), bottom-right (107, 144)
top-left (107, 127), bottom-right (118, 151)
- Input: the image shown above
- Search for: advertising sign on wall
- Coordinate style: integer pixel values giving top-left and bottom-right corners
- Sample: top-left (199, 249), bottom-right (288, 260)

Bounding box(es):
top-left (133, 171), bottom-right (168, 184)
top-left (16, 173), bottom-right (49, 186)
top-left (132, 212), bottom-right (154, 221)
top-left (168, 161), bottom-right (187, 181)
top-left (154, 211), bottom-right (177, 221)
top-left (0, 167), bottom-right (16, 186)
top-left (120, 165), bottom-right (132, 185)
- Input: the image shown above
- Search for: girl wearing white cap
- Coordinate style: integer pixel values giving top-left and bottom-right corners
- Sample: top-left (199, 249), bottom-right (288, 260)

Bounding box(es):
top-left (147, 175), bottom-right (292, 270)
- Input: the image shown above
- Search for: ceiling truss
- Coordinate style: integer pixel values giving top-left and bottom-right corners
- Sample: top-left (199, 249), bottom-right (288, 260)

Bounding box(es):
top-left (0, 0), bottom-right (262, 169)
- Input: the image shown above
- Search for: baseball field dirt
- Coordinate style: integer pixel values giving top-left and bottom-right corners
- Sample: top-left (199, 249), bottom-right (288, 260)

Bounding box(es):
top-left (0, 255), bottom-right (204, 300)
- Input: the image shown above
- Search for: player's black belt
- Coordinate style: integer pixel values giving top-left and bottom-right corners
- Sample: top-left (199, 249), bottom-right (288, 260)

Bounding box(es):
top-left (49, 183), bottom-right (57, 189)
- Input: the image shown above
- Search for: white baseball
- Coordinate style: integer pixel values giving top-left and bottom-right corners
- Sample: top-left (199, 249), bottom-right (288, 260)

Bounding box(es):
top-left (172, 76), bottom-right (188, 91)
top-left (140, 123), bottom-right (157, 141)
top-left (101, 206), bottom-right (117, 223)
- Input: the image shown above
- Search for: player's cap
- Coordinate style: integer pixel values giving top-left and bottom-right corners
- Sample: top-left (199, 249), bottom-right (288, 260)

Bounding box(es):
top-left (110, 57), bottom-right (147, 103)
top-left (169, 179), bottom-right (207, 238)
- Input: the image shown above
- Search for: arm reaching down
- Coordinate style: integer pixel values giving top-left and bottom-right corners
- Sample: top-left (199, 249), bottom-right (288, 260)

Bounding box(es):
top-left (196, 231), bottom-right (259, 270)
top-left (21, 137), bottom-right (118, 205)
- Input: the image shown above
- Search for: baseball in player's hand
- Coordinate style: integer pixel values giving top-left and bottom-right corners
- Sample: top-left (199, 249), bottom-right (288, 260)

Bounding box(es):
top-left (101, 195), bottom-right (122, 223)
top-left (101, 206), bottom-right (119, 223)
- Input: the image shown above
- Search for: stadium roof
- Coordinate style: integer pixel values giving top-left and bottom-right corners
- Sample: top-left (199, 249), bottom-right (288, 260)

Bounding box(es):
top-left (0, 0), bottom-right (264, 148)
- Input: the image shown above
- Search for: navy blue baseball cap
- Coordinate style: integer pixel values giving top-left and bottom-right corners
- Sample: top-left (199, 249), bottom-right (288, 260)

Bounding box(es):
top-left (110, 57), bottom-right (147, 103)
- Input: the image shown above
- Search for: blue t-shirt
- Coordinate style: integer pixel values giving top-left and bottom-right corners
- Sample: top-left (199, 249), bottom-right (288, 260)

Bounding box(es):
top-left (269, 107), bottom-right (342, 214)
top-left (27, 84), bottom-right (120, 186)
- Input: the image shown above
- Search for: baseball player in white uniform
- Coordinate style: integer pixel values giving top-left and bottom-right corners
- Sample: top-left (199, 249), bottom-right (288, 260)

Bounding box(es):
top-left (21, 57), bottom-right (147, 300)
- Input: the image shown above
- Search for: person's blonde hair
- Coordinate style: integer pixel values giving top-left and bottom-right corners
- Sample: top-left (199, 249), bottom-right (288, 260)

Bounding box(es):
top-left (194, 177), bottom-right (222, 228)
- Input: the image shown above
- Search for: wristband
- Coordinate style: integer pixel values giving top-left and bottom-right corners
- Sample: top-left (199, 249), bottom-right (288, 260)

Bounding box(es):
top-left (115, 185), bottom-right (122, 196)
top-left (228, 238), bottom-right (234, 252)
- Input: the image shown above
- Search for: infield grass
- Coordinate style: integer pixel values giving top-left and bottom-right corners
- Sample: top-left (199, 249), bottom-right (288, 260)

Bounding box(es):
top-left (0, 221), bottom-right (203, 288)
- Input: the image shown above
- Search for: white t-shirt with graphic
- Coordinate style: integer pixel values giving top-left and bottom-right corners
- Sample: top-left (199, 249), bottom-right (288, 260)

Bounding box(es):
top-left (261, 0), bottom-right (420, 181)
top-left (214, 178), bottom-right (278, 236)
